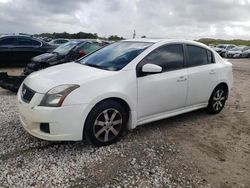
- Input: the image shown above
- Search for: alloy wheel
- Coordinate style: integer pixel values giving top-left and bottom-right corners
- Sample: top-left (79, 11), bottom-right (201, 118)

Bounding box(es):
top-left (212, 89), bottom-right (226, 112)
top-left (93, 108), bottom-right (123, 142)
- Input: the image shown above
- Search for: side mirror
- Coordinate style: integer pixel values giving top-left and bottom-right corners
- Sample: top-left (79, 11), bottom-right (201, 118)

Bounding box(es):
top-left (79, 50), bottom-right (86, 57)
top-left (142, 63), bottom-right (162, 74)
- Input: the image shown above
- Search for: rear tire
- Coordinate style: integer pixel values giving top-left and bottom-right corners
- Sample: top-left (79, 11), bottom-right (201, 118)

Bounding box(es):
top-left (84, 100), bottom-right (127, 147)
top-left (206, 85), bottom-right (228, 114)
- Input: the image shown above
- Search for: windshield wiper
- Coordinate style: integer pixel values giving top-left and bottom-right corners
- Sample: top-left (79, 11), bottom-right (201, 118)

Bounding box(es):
top-left (75, 59), bottom-right (81, 63)
top-left (84, 63), bottom-right (103, 69)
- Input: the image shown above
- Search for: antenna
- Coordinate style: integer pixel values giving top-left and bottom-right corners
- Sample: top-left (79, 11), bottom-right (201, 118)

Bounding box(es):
top-left (133, 30), bottom-right (136, 39)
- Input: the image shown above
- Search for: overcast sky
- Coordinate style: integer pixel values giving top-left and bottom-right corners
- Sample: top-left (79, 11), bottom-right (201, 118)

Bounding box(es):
top-left (0, 0), bottom-right (250, 39)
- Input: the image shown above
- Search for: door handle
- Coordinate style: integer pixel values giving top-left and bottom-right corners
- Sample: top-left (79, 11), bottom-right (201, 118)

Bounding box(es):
top-left (177, 76), bottom-right (187, 82)
top-left (209, 69), bottom-right (216, 75)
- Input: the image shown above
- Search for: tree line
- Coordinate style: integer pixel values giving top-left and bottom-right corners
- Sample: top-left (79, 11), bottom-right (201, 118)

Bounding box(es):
top-left (34, 32), bottom-right (124, 41)
top-left (198, 38), bottom-right (250, 46)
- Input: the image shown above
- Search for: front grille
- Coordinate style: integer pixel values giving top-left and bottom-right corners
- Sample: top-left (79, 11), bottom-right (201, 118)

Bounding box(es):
top-left (21, 84), bottom-right (35, 103)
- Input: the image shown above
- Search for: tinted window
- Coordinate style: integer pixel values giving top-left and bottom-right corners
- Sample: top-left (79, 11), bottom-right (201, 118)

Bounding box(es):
top-left (18, 38), bottom-right (32, 46)
top-left (187, 45), bottom-right (208, 67)
top-left (55, 40), bottom-right (62, 44)
top-left (0, 37), bottom-right (16, 45)
top-left (32, 40), bottom-right (41, 46)
top-left (138, 44), bottom-right (184, 74)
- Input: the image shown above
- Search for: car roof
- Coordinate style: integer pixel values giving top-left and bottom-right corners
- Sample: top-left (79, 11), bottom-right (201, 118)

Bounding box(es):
top-left (1, 34), bottom-right (34, 38)
top-left (122, 38), bottom-right (209, 48)
top-left (0, 35), bottom-right (46, 43)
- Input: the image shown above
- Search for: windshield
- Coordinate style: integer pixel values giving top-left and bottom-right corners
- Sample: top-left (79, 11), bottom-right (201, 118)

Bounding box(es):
top-left (53, 41), bottom-right (79, 55)
top-left (79, 41), bottom-right (152, 71)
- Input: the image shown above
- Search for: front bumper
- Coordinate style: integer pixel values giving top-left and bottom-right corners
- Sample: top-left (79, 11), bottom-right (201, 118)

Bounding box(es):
top-left (17, 87), bottom-right (88, 141)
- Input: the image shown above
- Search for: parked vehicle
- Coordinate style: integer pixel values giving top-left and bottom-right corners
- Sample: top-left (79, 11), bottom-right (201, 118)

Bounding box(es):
top-left (0, 40), bottom-right (104, 92)
top-left (225, 46), bottom-right (250, 58)
top-left (214, 44), bottom-right (236, 57)
top-left (241, 49), bottom-right (250, 58)
top-left (17, 39), bottom-right (233, 146)
top-left (0, 35), bottom-right (55, 67)
top-left (48, 39), bottom-right (71, 46)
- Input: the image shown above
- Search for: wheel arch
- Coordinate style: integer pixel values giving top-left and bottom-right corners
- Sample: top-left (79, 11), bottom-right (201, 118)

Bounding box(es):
top-left (82, 96), bottom-right (136, 139)
top-left (93, 97), bottom-right (131, 122)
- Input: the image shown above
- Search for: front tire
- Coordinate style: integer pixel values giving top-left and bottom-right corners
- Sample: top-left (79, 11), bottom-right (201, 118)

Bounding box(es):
top-left (206, 85), bottom-right (228, 114)
top-left (84, 100), bottom-right (127, 147)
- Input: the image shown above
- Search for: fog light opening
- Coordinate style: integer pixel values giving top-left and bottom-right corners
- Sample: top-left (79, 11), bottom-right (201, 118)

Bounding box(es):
top-left (40, 123), bottom-right (50, 133)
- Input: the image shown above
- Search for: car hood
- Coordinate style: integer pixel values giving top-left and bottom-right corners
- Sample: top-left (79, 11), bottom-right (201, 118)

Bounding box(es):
top-left (32, 53), bottom-right (63, 63)
top-left (24, 62), bottom-right (115, 93)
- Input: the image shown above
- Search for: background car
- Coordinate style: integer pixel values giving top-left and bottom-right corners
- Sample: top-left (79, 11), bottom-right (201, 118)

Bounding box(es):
top-left (48, 39), bottom-right (71, 46)
top-left (24, 39), bottom-right (104, 75)
top-left (214, 44), bottom-right (236, 57)
top-left (0, 39), bottom-right (105, 92)
top-left (241, 48), bottom-right (250, 58)
top-left (225, 46), bottom-right (250, 58)
top-left (0, 35), bottom-right (56, 67)
top-left (17, 39), bottom-right (233, 146)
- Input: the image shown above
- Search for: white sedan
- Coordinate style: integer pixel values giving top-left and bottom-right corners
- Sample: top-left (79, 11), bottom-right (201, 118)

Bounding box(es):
top-left (18, 39), bottom-right (233, 146)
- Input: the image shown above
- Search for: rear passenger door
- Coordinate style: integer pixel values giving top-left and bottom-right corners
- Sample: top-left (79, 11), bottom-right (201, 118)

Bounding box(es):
top-left (185, 45), bottom-right (218, 106)
top-left (14, 37), bottom-right (43, 66)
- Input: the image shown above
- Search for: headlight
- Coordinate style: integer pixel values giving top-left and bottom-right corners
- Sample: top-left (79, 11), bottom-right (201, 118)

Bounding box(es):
top-left (40, 84), bottom-right (79, 107)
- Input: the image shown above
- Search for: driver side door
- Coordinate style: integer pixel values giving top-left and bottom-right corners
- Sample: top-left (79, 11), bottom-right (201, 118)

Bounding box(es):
top-left (136, 44), bottom-right (188, 120)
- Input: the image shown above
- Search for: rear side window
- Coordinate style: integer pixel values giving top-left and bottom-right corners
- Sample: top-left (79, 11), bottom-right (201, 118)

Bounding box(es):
top-left (186, 45), bottom-right (208, 67)
top-left (18, 38), bottom-right (32, 46)
top-left (138, 44), bottom-right (184, 74)
top-left (32, 40), bottom-right (42, 46)
top-left (0, 37), bottom-right (16, 45)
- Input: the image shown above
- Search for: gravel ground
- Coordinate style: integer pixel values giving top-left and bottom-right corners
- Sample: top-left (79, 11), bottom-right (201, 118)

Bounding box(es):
top-left (0, 59), bottom-right (250, 187)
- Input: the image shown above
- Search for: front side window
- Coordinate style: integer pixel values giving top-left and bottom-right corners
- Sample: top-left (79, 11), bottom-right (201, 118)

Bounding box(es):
top-left (186, 45), bottom-right (208, 67)
top-left (137, 44), bottom-right (184, 75)
top-left (79, 41), bottom-right (152, 71)
top-left (0, 37), bottom-right (16, 45)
